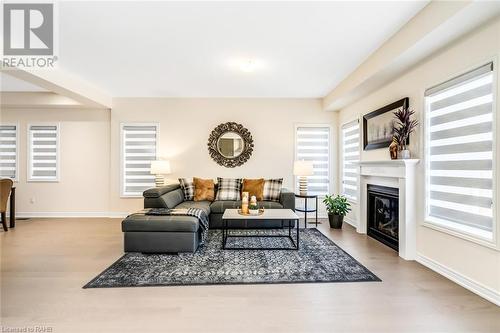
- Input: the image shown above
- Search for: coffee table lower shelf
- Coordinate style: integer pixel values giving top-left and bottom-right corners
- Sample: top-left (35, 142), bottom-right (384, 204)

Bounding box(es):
top-left (221, 219), bottom-right (300, 250)
top-left (221, 209), bottom-right (300, 251)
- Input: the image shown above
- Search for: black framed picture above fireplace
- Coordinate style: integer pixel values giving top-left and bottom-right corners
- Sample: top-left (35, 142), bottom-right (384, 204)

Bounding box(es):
top-left (363, 97), bottom-right (409, 150)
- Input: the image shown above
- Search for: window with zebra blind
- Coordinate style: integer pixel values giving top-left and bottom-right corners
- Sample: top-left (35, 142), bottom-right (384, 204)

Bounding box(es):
top-left (425, 62), bottom-right (495, 241)
top-left (28, 124), bottom-right (59, 182)
top-left (121, 124), bottom-right (158, 197)
top-left (0, 124), bottom-right (18, 181)
top-left (341, 119), bottom-right (360, 201)
top-left (295, 126), bottom-right (330, 196)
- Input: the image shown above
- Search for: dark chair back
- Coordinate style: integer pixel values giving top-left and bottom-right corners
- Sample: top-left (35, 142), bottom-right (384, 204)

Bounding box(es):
top-left (0, 178), bottom-right (13, 213)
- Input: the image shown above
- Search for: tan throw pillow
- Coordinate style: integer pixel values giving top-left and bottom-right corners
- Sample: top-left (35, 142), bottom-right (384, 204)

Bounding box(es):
top-left (242, 178), bottom-right (265, 201)
top-left (193, 177), bottom-right (215, 201)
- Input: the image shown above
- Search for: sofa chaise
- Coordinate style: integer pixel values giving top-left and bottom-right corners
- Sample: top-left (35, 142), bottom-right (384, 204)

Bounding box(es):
top-left (121, 184), bottom-right (295, 253)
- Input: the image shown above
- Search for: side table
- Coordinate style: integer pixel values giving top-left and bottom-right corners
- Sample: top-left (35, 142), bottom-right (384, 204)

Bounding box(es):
top-left (10, 187), bottom-right (16, 228)
top-left (294, 194), bottom-right (319, 228)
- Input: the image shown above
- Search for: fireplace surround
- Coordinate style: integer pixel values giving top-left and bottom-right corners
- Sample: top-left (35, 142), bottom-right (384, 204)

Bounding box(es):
top-left (353, 159), bottom-right (419, 260)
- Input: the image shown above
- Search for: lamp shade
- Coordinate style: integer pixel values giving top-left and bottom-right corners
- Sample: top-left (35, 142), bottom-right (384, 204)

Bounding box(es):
top-left (293, 160), bottom-right (314, 176)
top-left (150, 160), bottom-right (171, 175)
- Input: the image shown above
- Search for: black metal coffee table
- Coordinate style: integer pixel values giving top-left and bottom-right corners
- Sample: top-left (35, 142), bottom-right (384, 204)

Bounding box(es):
top-left (221, 209), bottom-right (300, 250)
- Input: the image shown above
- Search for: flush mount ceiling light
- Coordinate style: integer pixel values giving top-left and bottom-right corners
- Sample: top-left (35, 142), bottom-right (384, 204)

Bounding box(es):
top-left (239, 59), bottom-right (257, 72)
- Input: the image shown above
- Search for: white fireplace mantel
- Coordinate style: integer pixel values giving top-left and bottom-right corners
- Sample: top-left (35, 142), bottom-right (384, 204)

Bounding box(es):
top-left (352, 159), bottom-right (420, 260)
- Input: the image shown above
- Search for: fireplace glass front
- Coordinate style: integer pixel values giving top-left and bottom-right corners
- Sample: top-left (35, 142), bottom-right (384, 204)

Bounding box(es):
top-left (367, 184), bottom-right (399, 251)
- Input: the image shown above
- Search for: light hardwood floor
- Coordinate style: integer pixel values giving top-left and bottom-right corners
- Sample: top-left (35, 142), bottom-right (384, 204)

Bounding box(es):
top-left (1, 218), bottom-right (499, 333)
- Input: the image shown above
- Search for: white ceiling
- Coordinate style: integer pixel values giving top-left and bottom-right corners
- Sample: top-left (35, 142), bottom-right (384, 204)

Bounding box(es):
top-left (3, 1), bottom-right (430, 97)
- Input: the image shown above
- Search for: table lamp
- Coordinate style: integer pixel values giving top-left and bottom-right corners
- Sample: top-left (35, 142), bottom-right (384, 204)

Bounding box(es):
top-left (150, 160), bottom-right (171, 187)
top-left (293, 160), bottom-right (314, 195)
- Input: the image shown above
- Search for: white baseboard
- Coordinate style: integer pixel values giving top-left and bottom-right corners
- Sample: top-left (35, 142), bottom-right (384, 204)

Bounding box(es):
top-left (416, 253), bottom-right (500, 306)
top-left (11, 211), bottom-right (326, 220)
top-left (343, 217), bottom-right (357, 228)
top-left (295, 212), bottom-right (327, 219)
top-left (106, 212), bottom-right (130, 218)
top-left (9, 211), bottom-right (129, 219)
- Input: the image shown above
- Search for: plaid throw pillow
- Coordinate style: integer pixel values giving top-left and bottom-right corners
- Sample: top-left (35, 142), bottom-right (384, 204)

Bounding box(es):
top-left (263, 178), bottom-right (283, 202)
top-left (179, 178), bottom-right (195, 201)
top-left (215, 178), bottom-right (242, 201)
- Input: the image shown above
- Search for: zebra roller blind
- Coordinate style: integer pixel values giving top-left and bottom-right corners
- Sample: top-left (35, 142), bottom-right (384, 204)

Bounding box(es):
top-left (28, 125), bottom-right (59, 181)
top-left (0, 125), bottom-right (18, 180)
top-left (296, 126), bottom-right (330, 196)
top-left (425, 62), bottom-right (495, 237)
top-left (341, 120), bottom-right (360, 201)
top-left (121, 124), bottom-right (158, 197)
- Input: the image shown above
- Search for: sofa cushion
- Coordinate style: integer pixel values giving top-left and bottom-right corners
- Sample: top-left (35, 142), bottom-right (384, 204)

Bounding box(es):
top-left (193, 177), bottom-right (215, 201)
top-left (143, 184), bottom-right (180, 198)
top-left (215, 177), bottom-right (242, 201)
top-left (242, 178), bottom-right (264, 201)
top-left (210, 200), bottom-right (283, 214)
top-left (175, 200), bottom-right (211, 216)
top-left (263, 178), bottom-right (283, 202)
top-left (161, 188), bottom-right (185, 209)
top-left (122, 214), bottom-right (199, 232)
top-left (179, 178), bottom-right (195, 201)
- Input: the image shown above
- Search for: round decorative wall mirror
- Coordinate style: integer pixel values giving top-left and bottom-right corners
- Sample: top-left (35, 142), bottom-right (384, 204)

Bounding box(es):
top-left (217, 132), bottom-right (244, 158)
top-left (207, 122), bottom-right (254, 168)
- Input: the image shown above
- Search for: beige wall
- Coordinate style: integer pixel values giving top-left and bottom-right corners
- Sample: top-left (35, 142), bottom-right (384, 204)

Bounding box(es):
top-left (337, 18), bottom-right (500, 295)
top-left (110, 98), bottom-right (337, 213)
top-left (1, 98), bottom-right (336, 216)
top-left (0, 108), bottom-right (111, 215)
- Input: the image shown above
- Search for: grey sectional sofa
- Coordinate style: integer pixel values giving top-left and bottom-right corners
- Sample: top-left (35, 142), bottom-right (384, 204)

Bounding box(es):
top-left (121, 184), bottom-right (295, 253)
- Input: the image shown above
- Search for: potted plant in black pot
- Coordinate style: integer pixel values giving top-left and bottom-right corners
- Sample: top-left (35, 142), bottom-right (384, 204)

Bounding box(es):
top-left (393, 106), bottom-right (418, 159)
top-left (323, 194), bottom-right (351, 229)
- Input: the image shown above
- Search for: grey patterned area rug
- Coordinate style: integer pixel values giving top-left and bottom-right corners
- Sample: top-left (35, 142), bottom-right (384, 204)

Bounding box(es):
top-left (84, 229), bottom-right (380, 288)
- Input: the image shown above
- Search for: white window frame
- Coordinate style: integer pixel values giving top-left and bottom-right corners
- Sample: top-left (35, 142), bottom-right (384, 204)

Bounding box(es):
top-left (341, 118), bottom-right (360, 203)
top-left (0, 123), bottom-right (19, 182)
top-left (27, 123), bottom-right (60, 182)
top-left (294, 124), bottom-right (333, 197)
top-left (423, 60), bottom-right (498, 249)
top-left (120, 122), bottom-right (159, 198)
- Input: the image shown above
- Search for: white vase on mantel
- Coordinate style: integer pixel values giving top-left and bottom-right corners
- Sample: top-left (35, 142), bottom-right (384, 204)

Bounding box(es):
top-left (399, 149), bottom-right (411, 159)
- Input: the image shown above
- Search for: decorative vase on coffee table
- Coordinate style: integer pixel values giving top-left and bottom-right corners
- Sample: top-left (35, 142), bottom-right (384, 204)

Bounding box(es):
top-left (249, 195), bottom-right (258, 215)
top-left (241, 192), bottom-right (249, 214)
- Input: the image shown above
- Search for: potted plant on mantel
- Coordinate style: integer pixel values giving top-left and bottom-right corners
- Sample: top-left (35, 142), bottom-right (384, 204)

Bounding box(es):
top-left (323, 194), bottom-right (351, 229)
top-left (393, 106), bottom-right (418, 159)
